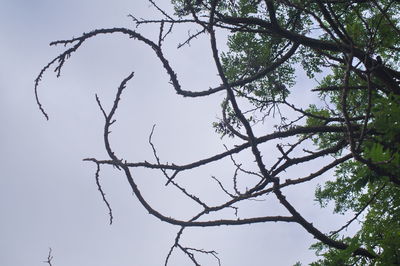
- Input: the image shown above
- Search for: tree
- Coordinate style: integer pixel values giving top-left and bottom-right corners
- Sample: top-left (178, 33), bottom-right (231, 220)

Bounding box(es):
top-left (35, 0), bottom-right (400, 265)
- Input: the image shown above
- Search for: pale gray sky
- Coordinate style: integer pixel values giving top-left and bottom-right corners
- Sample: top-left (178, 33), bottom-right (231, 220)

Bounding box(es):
top-left (0, 1), bottom-right (354, 265)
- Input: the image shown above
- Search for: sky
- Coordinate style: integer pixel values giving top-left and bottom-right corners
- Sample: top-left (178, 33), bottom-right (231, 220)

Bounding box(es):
top-left (0, 1), bottom-right (356, 266)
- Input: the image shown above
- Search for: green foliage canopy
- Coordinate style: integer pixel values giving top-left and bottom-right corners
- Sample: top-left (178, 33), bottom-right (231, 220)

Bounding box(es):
top-left (172, 0), bottom-right (400, 264)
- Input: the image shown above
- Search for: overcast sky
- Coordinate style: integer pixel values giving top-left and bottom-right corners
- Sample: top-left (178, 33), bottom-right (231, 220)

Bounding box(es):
top-left (0, 1), bottom-right (356, 266)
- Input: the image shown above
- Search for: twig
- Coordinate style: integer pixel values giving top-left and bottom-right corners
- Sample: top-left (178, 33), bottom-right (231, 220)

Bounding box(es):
top-left (43, 248), bottom-right (53, 266)
top-left (329, 184), bottom-right (386, 236)
top-left (94, 163), bottom-right (114, 225)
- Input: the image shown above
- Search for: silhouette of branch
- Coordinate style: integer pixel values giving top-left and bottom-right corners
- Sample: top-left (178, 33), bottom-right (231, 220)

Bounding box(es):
top-left (43, 248), bottom-right (53, 266)
top-left (94, 163), bottom-right (114, 225)
top-left (35, 1), bottom-right (398, 264)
